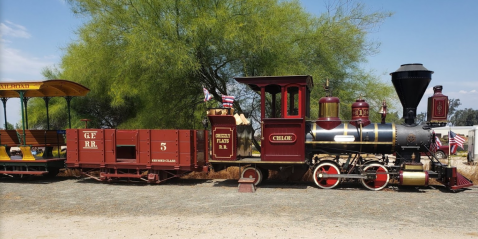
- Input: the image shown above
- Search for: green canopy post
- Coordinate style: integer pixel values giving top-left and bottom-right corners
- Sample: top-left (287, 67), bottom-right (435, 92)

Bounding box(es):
top-left (65, 96), bottom-right (73, 129)
top-left (18, 90), bottom-right (26, 145)
top-left (22, 97), bottom-right (30, 129)
top-left (43, 97), bottom-right (51, 130)
top-left (1, 97), bottom-right (7, 129)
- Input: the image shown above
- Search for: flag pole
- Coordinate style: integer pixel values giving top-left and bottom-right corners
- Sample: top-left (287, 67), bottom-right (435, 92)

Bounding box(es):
top-left (448, 125), bottom-right (451, 168)
top-left (447, 99), bottom-right (451, 168)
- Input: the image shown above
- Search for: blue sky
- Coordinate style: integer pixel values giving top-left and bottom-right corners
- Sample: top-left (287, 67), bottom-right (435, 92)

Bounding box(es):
top-left (1, 0), bottom-right (477, 127)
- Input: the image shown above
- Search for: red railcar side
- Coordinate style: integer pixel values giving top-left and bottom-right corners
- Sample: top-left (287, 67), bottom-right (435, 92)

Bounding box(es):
top-left (66, 129), bottom-right (208, 183)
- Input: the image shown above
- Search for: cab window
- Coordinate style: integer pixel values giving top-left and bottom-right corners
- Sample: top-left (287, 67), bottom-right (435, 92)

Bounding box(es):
top-left (285, 86), bottom-right (300, 117)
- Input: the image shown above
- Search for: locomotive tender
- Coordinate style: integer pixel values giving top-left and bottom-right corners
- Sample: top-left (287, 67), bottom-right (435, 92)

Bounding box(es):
top-left (63, 63), bottom-right (472, 190)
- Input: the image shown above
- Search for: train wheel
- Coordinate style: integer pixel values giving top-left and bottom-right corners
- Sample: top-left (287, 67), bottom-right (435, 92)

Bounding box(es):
top-left (361, 163), bottom-right (389, 191)
top-left (313, 162), bottom-right (340, 189)
top-left (241, 167), bottom-right (263, 186)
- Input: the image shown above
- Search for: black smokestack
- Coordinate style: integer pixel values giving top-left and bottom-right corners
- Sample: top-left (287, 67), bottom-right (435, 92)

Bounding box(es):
top-left (390, 63), bottom-right (433, 125)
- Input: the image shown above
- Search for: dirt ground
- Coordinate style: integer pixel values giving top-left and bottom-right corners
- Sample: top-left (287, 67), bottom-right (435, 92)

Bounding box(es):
top-left (1, 175), bottom-right (478, 239)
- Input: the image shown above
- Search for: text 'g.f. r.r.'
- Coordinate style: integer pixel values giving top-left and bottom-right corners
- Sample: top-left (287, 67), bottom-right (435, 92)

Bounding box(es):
top-left (83, 131), bottom-right (98, 149)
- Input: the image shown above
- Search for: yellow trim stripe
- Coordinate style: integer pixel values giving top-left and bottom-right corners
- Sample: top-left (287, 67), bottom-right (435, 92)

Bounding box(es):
top-left (209, 160), bottom-right (305, 164)
top-left (313, 123), bottom-right (317, 140)
top-left (374, 124), bottom-right (378, 142)
top-left (392, 123), bottom-right (396, 152)
top-left (306, 141), bottom-right (393, 145)
top-left (343, 123), bottom-right (348, 150)
top-left (374, 123), bottom-right (378, 151)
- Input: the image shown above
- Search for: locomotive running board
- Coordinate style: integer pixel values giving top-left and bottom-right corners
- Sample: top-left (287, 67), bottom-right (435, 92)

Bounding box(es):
top-left (209, 159), bottom-right (305, 164)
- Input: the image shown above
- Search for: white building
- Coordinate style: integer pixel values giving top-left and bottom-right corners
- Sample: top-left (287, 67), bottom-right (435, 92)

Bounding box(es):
top-left (432, 126), bottom-right (475, 138)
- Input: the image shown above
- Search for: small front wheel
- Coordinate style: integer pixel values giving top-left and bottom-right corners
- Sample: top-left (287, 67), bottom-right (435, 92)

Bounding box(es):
top-left (241, 167), bottom-right (263, 186)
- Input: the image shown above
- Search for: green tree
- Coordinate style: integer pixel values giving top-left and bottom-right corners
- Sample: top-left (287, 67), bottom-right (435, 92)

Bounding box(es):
top-left (416, 112), bottom-right (427, 125)
top-left (30, 0), bottom-right (395, 130)
top-left (450, 108), bottom-right (478, 126)
top-left (448, 98), bottom-right (461, 121)
top-left (2, 122), bottom-right (15, 130)
top-left (27, 97), bottom-right (70, 130)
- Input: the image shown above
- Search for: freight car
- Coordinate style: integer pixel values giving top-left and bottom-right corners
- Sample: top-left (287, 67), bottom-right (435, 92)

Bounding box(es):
top-left (65, 129), bottom-right (208, 183)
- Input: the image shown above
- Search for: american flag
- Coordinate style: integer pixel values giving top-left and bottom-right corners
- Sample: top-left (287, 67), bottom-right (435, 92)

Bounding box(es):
top-left (450, 144), bottom-right (458, 154)
top-left (449, 131), bottom-right (465, 149)
top-left (203, 87), bottom-right (213, 101)
top-left (430, 135), bottom-right (442, 152)
top-left (222, 95), bottom-right (235, 108)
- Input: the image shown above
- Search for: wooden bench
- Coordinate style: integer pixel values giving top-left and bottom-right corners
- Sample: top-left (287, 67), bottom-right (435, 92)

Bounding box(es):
top-left (15, 130), bottom-right (66, 160)
top-left (16, 130), bottom-right (66, 147)
top-left (0, 130), bottom-right (21, 146)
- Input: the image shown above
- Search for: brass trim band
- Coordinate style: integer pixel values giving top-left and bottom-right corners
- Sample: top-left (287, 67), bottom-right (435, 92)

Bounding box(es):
top-left (319, 102), bottom-right (339, 118)
top-left (209, 160), bottom-right (305, 164)
top-left (313, 123), bottom-right (317, 140)
top-left (392, 123), bottom-right (396, 152)
top-left (374, 123), bottom-right (378, 151)
top-left (306, 141), bottom-right (393, 145)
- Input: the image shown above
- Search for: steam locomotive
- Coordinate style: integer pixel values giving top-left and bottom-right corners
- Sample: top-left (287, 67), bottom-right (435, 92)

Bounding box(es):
top-left (207, 63), bottom-right (472, 190)
top-left (59, 63), bottom-right (471, 191)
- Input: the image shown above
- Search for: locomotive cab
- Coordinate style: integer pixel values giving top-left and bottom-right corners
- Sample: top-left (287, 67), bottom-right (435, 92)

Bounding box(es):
top-left (234, 75), bottom-right (313, 162)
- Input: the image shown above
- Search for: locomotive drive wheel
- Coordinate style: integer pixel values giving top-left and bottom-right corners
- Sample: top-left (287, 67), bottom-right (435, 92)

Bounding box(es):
top-left (313, 162), bottom-right (340, 189)
top-left (360, 163), bottom-right (389, 191)
top-left (241, 167), bottom-right (263, 186)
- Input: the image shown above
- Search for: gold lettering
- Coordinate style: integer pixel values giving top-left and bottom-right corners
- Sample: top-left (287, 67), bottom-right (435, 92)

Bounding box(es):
top-left (83, 140), bottom-right (98, 149)
top-left (152, 159), bottom-right (176, 163)
top-left (0, 83), bottom-right (31, 89)
top-left (215, 134), bottom-right (231, 138)
top-left (272, 135), bottom-right (293, 141)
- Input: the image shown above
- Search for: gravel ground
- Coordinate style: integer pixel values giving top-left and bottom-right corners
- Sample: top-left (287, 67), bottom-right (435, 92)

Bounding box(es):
top-left (1, 176), bottom-right (478, 239)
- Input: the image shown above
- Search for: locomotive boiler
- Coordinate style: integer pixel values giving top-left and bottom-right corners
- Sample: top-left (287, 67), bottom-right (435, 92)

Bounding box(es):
top-left (305, 64), bottom-right (434, 163)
